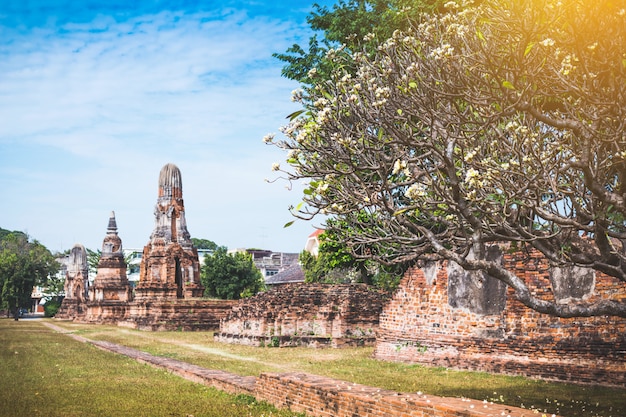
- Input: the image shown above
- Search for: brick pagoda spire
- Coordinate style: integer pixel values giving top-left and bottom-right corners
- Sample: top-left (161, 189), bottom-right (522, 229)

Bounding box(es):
top-left (135, 163), bottom-right (203, 300)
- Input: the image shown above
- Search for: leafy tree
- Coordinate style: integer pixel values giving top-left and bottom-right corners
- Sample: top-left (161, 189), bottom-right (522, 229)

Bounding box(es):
top-left (274, 0), bottom-right (445, 85)
top-left (86, 248), bottom-right (101, 276)
top-left (268, 0), bottom-right (626, 317)
top-left (201, 247), bottom-right (264, 300)
top-left (300, 220), bottom-right (409, 290)
top-left (0, 232), bottom-right (59, 319)
top-left (191, 238), bottom-right (219, 250)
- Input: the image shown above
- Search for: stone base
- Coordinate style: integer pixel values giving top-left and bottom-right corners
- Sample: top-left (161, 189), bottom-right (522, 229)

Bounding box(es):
top-left (214, 332), bottom-right (376, 348)
top-left (120, 299), bottom-right (237, 331)
top-left (55, 299), bottom-right (86, 320)
top-left (78, 301), bottom-right (130, 324)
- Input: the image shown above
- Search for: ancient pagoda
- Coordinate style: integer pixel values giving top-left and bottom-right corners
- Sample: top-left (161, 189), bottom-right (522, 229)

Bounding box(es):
top-left (134, 163), bottom-right (204, 300)
top-left (89, 211), bottom-right (131, 302)
top-left (55, 243), bottom-right (89, 319)
top-left (80, 211), bottom-right (132, 323)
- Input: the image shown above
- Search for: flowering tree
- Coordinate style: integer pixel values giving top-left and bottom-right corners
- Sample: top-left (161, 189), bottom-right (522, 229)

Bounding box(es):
top-left (267, 0), bottom-right (626, 317)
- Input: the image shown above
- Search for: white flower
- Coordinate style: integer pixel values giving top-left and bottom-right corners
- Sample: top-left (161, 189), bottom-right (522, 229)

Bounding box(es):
top-left (539, 38), bottom-right (555, 47)
top-left (363, 32), bottom-right (376, 42)
top-left (405, 183), bottom-right (427, 199)
top-left (271, 163), bottom-right (281, 171)
top-left (262, 133), bottom-right (275, 144)
top-left (428, 43), bottom-right (455, 60)
top-left (464, 149), bottom-right (477, 163)
top-left (291, 89), bottom-right (304, 102)
top-left (465, 167), bottom-right (482, 187)
top-left (393, 159), bottom-right (407, 175)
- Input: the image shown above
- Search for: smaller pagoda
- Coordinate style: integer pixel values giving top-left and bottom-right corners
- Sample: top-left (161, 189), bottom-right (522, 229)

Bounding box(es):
top-left (81, 211), bottom-right (132, 323)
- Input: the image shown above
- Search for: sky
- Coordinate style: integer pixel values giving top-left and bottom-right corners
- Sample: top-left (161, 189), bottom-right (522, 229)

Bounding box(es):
top-left (0, 0), bottom-right (334, 254)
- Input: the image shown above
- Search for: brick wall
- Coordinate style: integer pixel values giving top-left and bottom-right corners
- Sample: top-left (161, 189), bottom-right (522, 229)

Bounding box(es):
top-left (374, 249), bottom-right (626, 387)
top-left (254, 372), bottom-right (545, 417)
top-left (215, 284), bottom-right (385, 347)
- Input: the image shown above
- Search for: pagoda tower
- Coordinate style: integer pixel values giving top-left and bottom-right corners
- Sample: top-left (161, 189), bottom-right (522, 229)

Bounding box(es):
top-left (135, 163), bottom-right (204, 300)
top-left (89, 211), bottom-right (131, 303)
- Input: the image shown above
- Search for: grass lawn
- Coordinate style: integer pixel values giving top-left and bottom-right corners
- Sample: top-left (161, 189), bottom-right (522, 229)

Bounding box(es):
top-left (4, 318), bottom-right (625, 417)
top-left (0, 319), bottom-right (303, 417)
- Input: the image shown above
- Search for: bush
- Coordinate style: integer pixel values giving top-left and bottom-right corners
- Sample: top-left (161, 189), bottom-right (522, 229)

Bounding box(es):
top-left (43, 299), bottom-right (62, 317)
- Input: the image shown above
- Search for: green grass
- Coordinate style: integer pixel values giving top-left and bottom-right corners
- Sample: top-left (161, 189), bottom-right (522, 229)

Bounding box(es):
top-left (0, 319), bottom-right (303, 417)
top-left (7, 319), bottom-right (626, 417)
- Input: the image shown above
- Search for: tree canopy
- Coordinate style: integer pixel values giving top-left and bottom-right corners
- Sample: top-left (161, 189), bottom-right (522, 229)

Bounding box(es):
top-left (191, 238), bottom-right (219, 251)
top-left (200, 247), bottom-right (264, 300)
top-left (269, 0), bottom-right (626, 317)
top-left (0, 230), bottom-right (59, 318)
top-left (274, 0), bottom-right (447, 85)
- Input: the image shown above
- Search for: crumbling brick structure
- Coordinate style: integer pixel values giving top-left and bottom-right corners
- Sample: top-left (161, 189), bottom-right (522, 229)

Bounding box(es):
top-left (215, 284), bottom-right (386, 348)
top-left (375, 247), bottom-right (626, 387)
top-left (56, 243), bottom-right (89, 320)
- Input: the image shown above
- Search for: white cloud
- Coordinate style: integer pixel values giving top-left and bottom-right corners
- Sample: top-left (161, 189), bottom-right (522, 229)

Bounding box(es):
top-left (0, 4), bottom-right (321, 253)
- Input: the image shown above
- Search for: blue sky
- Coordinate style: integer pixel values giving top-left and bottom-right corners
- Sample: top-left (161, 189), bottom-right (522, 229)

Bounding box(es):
top-left (0, 0), bottom-right (332, 254)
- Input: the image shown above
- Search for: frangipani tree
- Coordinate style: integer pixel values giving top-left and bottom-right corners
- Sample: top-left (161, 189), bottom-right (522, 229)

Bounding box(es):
top-left (268, 0), bottom-right (626, 317)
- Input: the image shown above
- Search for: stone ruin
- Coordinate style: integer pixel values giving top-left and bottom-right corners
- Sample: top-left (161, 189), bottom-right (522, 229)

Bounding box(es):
top-left (215, 283), bottom-right (387, 348)
top-left (81, 211), bottom-right (132, 323)
top-left (374, 247), bottom-right (626, 387)
top-left (55, 243), bottom-right (89, 319)
top-left (134, 163), bottom-right (203, 301)
top-left (61, 163), bottom-right (235, 330)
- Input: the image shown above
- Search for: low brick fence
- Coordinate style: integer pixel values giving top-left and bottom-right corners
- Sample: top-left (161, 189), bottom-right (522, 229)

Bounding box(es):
top-left (254, 372), bottom-right (538, 417)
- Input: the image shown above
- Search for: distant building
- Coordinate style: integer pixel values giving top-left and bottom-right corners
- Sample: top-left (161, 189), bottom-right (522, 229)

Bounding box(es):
top-left (305, 229), bottom-right (324, 257)
top-left (265, 263), bottom-right (305, 286)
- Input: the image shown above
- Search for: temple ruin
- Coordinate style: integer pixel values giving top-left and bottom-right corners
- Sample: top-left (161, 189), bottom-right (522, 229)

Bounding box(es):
top-left (60, 163), bottom-right (235, 330)
top-left (374, 247), bottom-right (626, 387)
top-left (55, 243), bottom-right (89, 319)
top-left (80, 211), bottom-right (132, 323)
top-left (134, 163), bottom-right (203, 301)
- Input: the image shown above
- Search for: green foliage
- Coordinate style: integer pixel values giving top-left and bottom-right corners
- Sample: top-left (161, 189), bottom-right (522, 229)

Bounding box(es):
top-left (43, 297), bottom-right (62, 317)
top-left (300, 223), bottom-right (408, 291)
top-left (274, 0), bottom-right (446, 85)
top-left (191, 238), bottom-right (219, 250)
top-left (201, 247), bottom-right (265, 300)
top-left (86, 248), bottom-right (101, 276)
top-left (0, 230), bottom-right (59, 318)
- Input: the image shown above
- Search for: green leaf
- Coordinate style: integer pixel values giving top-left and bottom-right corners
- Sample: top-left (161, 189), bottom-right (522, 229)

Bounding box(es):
top-left (393, 208), bottom-right (409, 216)
top-left (397, 109), bottom-right (403, 116)
top-left (286, 109), bottom-right (305, 120)
top-left (476, 29), bottom-right (485, 42)
top-left (524, 42), bottom-right (535, 57)
top-left (295, 202), bottom-right (304, 211)
top-left (283, 221), bottom-right (295, 228)
top-left (502, 80), bottom-right (515, 90)
top-left (408, 81), bottom-right (417, 89)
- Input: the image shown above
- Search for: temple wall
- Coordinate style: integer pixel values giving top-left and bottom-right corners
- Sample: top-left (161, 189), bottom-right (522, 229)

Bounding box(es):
top-left (120, 299), bottom-right (237, 331)
top-left (374, 249), bottom-right (626, 387)
top-left (215, 284), bottom-right (386, 348)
